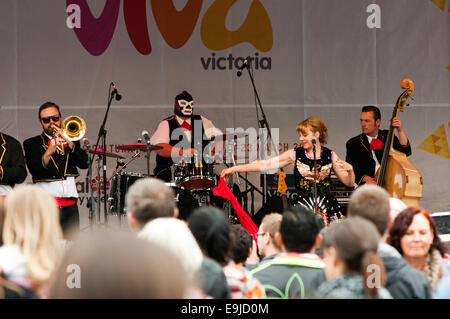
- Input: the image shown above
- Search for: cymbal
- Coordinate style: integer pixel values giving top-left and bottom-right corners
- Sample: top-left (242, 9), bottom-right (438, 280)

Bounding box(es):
top-left (209, 132), bottom-right (248, 141)
top-left (88, 148), bottom-right (124, 159)
top-left (116, 143), bottom-right (163, 152)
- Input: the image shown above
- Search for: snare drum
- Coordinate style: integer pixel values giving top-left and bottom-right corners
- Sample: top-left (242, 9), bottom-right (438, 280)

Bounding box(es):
top-left (178, 162), bottom-right (215, 191)
top-left (108, 172), bottom-right (144, 215)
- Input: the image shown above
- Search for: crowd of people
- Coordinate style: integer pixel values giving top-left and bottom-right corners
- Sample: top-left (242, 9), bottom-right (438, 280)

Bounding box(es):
top-left (0, 178), bottom-right (449, 299)
top-left (0, 97), bottom-right (449, 299)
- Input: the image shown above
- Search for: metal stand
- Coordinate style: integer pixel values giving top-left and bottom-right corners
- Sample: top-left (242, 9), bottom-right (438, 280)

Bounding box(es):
top-left (240, 59), bottom-right (279, 205)
top-left (312, 140), bottom-right (318, 214)
top-left (90, 83), bottom-right (120, 225)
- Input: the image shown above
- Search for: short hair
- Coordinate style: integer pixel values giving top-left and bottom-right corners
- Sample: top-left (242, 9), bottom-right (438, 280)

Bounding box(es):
top-left (3, 185), bottom-right (63, 289)
top-left (260, 213), bottom-right (282, 250)
top-left (389, 198), bottom-right (407, 220)
top-left (361, 105), bottom-right (381, 122)
top-left (295, 116), bottom-right (328, 144)
top-left (228, 224), bottom-right (252, 264)
top-left (138, 218), bottom-right (203, 282)
top-left (347, 185), bottom-right (390, 236)
top-left (49, 230), bottom-right (187, 298)
top-left (280, 205), bottom-right (319, 253)
top-left (125, 177), bottom-right (176, 227)
top-left (387, 207), bottom-right (447, 257)
top-left (38, 101), bottom-right (61, 119)
top-left (322, 217), bottom-right (385, 298)
top-left (188, 206), bottom-right (230, 266)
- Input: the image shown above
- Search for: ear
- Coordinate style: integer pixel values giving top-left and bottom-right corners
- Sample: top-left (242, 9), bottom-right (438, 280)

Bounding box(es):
top-left (313, 233), bottom-right (323, 249)
top-left (173, 207), bottom-right (179, 219)
top-left (314, 131), bottom-right (320, 139)
top-left (127, 212), bottom-right (138, 230)
top-left (375, 118), bottom-right (381, 127)
top-left (325, 246), bottom-right (339, 267)
top-left (275, 232), bottom-right (285, 251)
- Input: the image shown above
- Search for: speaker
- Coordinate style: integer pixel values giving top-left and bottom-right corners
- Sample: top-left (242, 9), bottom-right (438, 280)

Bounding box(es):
top-left (252, 195), bottom-right (293, 227)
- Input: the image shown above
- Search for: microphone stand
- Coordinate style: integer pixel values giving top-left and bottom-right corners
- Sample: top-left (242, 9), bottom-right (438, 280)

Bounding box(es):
top-left (312, 139), bottom-right (318, 215)
top-left (240, 60), bottom-right (278, 205)
top-left (90, 83), bottom-right (119, 225)
top-left (145, 142), bottom-right (151, 176)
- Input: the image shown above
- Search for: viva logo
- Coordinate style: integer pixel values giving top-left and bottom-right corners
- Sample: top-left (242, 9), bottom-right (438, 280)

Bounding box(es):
top-left (67, 0), bottom-right (273, 56)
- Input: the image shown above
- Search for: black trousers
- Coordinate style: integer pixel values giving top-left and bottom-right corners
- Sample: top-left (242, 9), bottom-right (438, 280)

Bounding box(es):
top-left (59, 203), bottom-right (80, 238)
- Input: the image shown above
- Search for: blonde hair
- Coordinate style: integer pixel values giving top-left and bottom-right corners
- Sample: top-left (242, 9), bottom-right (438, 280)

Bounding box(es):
top-left (3, 185), bottom-right (63, 290)
top-left (295, 117), bottom-right (328, 144)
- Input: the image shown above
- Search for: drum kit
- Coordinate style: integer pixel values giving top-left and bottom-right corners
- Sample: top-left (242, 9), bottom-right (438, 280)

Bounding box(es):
top-left (87, 132), bottom-right (251, 221)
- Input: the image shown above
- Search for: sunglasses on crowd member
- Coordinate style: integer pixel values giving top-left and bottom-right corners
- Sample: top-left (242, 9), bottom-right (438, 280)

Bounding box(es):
top-left (41, 115), bottom-right (60, 124)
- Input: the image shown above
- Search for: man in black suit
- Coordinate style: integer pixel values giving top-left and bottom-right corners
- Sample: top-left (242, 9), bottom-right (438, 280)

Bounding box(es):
top-left (346, 105), bottom-right (411, 186)
top-left (0, 132), bottom-right (27, 195)
top-left (23, 102), bottom-right (88, 236)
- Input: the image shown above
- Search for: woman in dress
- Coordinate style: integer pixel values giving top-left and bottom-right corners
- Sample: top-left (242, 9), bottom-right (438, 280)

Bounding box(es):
top-left (221, 117), bottom-right (355, 226)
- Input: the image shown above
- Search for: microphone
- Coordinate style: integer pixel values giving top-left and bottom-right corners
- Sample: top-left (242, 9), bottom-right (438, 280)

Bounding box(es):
top-left (237, 57), bottom-right (250, 77)
top-left (111, 82), bottom-right (122, 101)
top-left (142, 130), bottom-right (151, 145)
top-left (82, 138), bottom-right (91, 150)
top-left (311, 137), bottom-right (317, 145)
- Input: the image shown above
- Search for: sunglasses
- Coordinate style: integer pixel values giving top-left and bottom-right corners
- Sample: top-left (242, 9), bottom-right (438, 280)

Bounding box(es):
top-left (41, 116), bottom-right (60, 124)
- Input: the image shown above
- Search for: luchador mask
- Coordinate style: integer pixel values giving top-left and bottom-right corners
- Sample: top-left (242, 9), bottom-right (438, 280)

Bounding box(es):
top-left (174, 90), bottom-right (194, 117)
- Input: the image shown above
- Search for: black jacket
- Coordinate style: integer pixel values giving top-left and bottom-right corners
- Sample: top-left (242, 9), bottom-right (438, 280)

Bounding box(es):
top-left (0, 133), bottom-right (27, 186)
top-left (346, 130), bottom-right (411, 185)
top-left (23, 133), bottom-right (88, 182)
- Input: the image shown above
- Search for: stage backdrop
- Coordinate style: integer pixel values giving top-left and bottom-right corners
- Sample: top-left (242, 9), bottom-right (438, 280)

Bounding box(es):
top-left (0, 0), bottom-right (448, 227)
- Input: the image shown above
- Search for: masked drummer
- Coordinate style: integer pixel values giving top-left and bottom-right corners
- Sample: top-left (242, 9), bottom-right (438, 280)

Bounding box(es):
top-left (150, 90), bottom-right (222, 182)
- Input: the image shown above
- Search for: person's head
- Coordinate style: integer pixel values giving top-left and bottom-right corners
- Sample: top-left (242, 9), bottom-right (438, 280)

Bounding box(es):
top-left (188, 206), bottom-right (230, 266)
top-left (3, 185), bottom-right (63, 289)
top-left (49, 230), bottom-right (188, 298)
top-left (322, 217), bottom-right (386, 298)
top-left (228, 224), bottom-right (252, 265)
top-left (347, 184), bottom-right (390, 237)
top-left (279, 205), bottom-right (320, 253)
top-left (138, 217), bottom-right (203, 283)
top-left (256, 213), bottom-right (282, 258)
top-left (174, 90), bottom-right (194, 117)
top-left (125, 177), bottom-right (178, 230)
top-left (389, 198), bottom-right (407, 221)
top-left (387, 207), bottom-right (446, 259)
top-left (38, 102), bottom-right (62, 136)
top-left (295, 117), bottom-right (328, 150)
top-left (360, 105), bottom-right (381, 137)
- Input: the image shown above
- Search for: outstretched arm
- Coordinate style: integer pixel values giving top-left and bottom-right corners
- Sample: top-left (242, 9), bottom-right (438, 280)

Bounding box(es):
top-left (220, 149), bottom-right (295, 182)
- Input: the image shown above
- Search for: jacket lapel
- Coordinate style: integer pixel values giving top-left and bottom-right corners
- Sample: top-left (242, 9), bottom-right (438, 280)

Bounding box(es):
top-left (0, 133), bottom-right (6, 165)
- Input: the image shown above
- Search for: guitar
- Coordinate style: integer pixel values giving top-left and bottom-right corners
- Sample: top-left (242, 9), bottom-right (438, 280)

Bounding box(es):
top-left (277, 170), bottom-right (289, 211)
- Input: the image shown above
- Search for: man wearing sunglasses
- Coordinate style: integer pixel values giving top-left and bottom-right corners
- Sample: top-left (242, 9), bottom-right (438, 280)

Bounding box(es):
top-left (0, 131), bottom-right (27, 196)
top-left (23, 102), bottom-right (88, 238)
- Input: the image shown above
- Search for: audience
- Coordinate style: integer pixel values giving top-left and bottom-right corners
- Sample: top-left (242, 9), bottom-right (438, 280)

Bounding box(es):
top-left (246, 213), bottom-right (282, 270)
top-left (347, 185), bottom-right (431, 298)
top-left (0, 185), bottom-right (63, 297)
top-left (125, 177), bottom-right (178, 231)
top-left (388, 207), bottom-right (450, 293)
top-left (49, 230), bottom-right (187, 298)
top-left (188, 206), bottom-right (231, 298)
top-left (137, 217), bottom-right (208, 298)
top-left (250, 205), bottom-right (325, 299)
top-left (316, 217), bottom-right (392, 299)
top-left (223, 224), bottom-right (263, 298)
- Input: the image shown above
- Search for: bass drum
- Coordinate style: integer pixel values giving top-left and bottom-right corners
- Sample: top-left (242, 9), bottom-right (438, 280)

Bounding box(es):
top-left (168, 185), bottom-right (200, 221)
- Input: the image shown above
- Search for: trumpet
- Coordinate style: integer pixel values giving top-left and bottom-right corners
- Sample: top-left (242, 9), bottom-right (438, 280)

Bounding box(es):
top-left (52, 115), bottom-right (87, 155)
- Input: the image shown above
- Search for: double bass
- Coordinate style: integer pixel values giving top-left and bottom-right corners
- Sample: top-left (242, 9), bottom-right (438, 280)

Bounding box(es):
top-left (375, 78), bottom-right (423, 206)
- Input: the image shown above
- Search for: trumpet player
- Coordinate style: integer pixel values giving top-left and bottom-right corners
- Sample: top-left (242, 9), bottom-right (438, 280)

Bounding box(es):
top-left (23, 102), bottom-right (88, 238)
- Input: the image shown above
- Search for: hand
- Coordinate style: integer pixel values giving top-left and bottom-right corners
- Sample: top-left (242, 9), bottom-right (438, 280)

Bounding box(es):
top-left (391, 117), bottom-right (403, 132)
top-left (220, 167), bottom-right (235, 182)
top-left (363, 175), bottom-right (377, 185)
top-left (335, 158), bottom-right (353, 173)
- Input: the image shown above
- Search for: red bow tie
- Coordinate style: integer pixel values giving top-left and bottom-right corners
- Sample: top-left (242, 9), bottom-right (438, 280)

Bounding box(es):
top-left (369, 138), bottom-right (384, 150)
top-left (180, 120), bottom-right (192, 130)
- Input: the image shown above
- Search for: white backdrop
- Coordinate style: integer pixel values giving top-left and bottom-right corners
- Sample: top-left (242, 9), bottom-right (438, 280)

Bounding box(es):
top-left (0, 0), bottom-right (448, 226)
